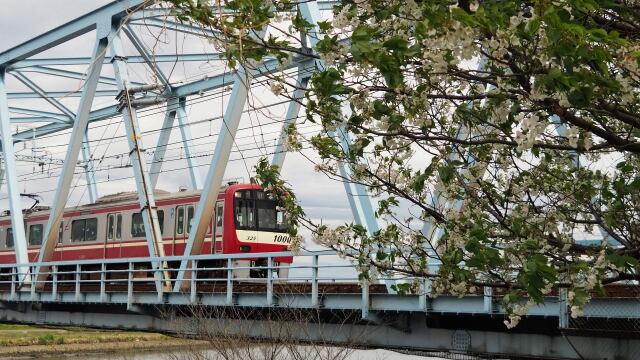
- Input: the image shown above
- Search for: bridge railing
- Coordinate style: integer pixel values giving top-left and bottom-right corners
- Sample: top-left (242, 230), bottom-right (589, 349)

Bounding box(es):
top-left (0, 250), bottom-right (382, 310)
top-left (0, 251), bottom-right (638, 327)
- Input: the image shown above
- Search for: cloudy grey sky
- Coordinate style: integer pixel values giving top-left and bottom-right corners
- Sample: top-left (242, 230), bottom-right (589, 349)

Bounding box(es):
top-left (0, 1), bottom-right (357, 231)
top-left (0, 1), bottom-right (112, 50)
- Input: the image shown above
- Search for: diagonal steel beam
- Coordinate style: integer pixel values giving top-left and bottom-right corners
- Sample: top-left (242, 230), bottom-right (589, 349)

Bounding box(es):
top-left (128, 18), bottom-right (219, 38)
top-left (11, 71), bottom-right (76, 118)
top-left (8, 89), bottom-right (119, 99)
top-left (9, 53), bottom-right (225, 69)
top-left (173, 65), bottom-right (254, 292)
top-left (0, 69), bottom-right (30, 285)
top-left (176, 98), bottom-right (202, 189)
top-left (123, 24), bottom-right (170, 87)
top-left (21, 65), bottom-right (145, 87)
top-left (149, 97), bottom-right (178, 189)
top-left (13, 71), bottom-right (99, 203)
top-left (0, 0), bottom-right (147, 67)
top-left (8, 107), bottom-right (71, 123)
top-left (173, 26), bottom-right (267, 291)
top-left (148, 96), bottom-right (201, 191)
top-left (36, 36), bottom-right (108, 287)
top-left (271, 74), bottom-right (309, 169)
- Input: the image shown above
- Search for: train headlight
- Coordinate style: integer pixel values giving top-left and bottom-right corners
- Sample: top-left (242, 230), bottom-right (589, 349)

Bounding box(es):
top-left (239, 245), bottom-right (251, 252)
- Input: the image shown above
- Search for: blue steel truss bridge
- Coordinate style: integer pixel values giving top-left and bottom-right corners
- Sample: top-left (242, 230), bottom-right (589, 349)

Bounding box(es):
top-left (0, 1), bottom-right (638, 360)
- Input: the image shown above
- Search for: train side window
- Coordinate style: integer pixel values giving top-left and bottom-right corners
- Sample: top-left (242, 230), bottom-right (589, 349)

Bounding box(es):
top-left (71, 220), bottom-right (84, 242)
top-left (131, 213), bottom-right (144, 237)
top-left (6, 228), bottom-right (13, 248)
top-left (215, 202), bottom-right (223, 235)
top-left (71, 218), bottom-right (98, 242)
top-left (116, 214), bottom-right (122, 239)
top-left (157, 210), bottom-right (164, 234)
top-left (187, 206), bottom-right (194, 234)
top-left (107, 214), bottom-right (122, 241)
top-left (85, 218), bottom-right (98, 241)
top-left (29, 224), bottom-right (43, 246)
top-left (58, 222), bottom-right (64, 244)
top-left (176, 207), bottom-right (185, 235)
top-left (107, 214), bottom-right (115, 240)
top-left (131, 211), bottom-right (164, 238)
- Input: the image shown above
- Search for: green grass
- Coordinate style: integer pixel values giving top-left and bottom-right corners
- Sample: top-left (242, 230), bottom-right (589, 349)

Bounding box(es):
top-left (0, 323), bottom-right (170, 347)
top-left (0, 323), bottom-right (33, 330)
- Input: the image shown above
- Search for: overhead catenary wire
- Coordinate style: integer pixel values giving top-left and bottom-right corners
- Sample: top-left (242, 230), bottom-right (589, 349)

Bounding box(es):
top-left (0, 145), bottom-right (316, 201)
top-left (14, 115), bottom-right (316, 181)
top-left (19, 65), bottom-right (311, 155)
top-left (15, 127), bottom-right (319, 184)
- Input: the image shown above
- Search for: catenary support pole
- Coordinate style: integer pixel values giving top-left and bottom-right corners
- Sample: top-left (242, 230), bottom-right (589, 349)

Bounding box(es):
top-left (0, 68), bottom-right (30, 284)
top-left (36, 36), bottom-right (108, 288)
top-left (110, 29), bottom-right (169, 291)
top-left (81, 131), bottom-right (99, 203)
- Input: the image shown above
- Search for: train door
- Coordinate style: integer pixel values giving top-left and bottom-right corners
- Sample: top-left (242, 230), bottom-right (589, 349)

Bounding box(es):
top-left (213, 201), bottom-right (224, 254)
top-left (105, 213), bottom-right (123, 258)
top-left (174, 205), bottom-right (186, 255)
top-left (174, 205), bottom-right (194, 255)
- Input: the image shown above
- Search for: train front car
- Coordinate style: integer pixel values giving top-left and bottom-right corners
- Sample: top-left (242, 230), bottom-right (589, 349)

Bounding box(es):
top-left (222, 183), bottom-right (292, 279)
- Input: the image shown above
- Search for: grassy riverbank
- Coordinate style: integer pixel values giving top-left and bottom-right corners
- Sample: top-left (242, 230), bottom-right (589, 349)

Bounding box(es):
top-left (0, 323), bottom-right (207, 358)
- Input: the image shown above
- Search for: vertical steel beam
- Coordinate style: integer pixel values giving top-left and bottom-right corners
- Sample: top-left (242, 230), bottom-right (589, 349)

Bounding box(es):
top-left (226, 258), bottom-right (233, 305)
top-left (559, 288), bottom-right (569, 328)
top-left (0, 154), bottom-right (5, 193)
top-left (81, 131), bottom-right (99, 203)
top-left (176, 98), bottom-right (202, 189)
top-left (36, 36), bottom-right (108, 287)
top-left (311, 254), bottom-right (319, 307)
top-left (149, 98), bottom-right (177, 189)
top-left (110, 30), bottom-right (168, 290)
top-left (0, 68), bottom-right (30, 283)
top-left (271, 75), bottom-right (309, 169)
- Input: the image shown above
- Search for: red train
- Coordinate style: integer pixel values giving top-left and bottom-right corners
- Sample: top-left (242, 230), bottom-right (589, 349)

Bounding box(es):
top-left (0, 182), bottom-right (292, 280)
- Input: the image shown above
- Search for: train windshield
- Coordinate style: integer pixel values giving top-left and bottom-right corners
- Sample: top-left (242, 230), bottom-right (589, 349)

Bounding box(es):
top-left (234, 190), bottom-right (287, 233)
